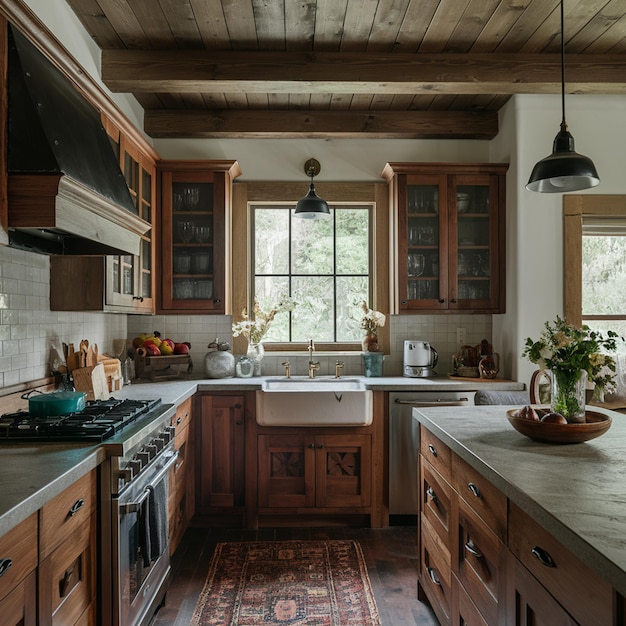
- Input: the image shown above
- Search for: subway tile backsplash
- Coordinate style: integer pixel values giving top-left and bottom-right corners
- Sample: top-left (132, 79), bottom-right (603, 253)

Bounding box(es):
top-left (1, 245), bottom-right (492, 388)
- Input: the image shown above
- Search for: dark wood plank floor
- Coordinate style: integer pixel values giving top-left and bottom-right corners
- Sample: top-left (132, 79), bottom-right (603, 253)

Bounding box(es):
top-left (151, 524), bottom-right (439, 626)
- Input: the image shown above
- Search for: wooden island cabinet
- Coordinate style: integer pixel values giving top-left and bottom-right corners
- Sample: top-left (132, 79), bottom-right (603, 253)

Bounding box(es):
top-left (417, 425), bottom-right (617, 626)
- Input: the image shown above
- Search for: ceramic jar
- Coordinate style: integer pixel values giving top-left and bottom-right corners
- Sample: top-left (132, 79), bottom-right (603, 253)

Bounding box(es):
top-left (204, 339), bottom-right (235, 378)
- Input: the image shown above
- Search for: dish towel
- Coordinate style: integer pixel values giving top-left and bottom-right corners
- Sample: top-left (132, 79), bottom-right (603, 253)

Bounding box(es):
top-left (147, 479), bottom-right (169, 562)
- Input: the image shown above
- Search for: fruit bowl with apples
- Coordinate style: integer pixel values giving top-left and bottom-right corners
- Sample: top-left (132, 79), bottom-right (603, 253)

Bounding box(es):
top-left (506, 407), bottom-right (611, 444)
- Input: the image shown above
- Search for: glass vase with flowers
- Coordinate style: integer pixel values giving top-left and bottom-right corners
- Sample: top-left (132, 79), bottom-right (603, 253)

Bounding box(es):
top-left (360, 301), bottom-right (386, 352)
top-left (523, 316), bottom-right (619, 422)
top-left (232, 295), bottom-right (297, 375)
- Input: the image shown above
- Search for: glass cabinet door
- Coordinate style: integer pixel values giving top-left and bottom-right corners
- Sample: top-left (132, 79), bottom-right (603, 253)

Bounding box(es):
top-left (450, 175), bottom-right (496, 309)
top-left (160, 168), bottom-right (226, 313)
top-left (406, 181), bottom-right (443, 307)
top-left (171, 181), bottom-right (214, 303)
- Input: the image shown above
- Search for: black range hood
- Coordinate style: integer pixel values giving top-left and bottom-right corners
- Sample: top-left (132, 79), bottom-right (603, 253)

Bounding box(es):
top-left (7, 25), bottom-right (150, 255)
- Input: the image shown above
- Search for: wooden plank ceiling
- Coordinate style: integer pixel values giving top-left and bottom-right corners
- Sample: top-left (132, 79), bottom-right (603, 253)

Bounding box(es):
top-left (64, 0), bottom-right (626, 140)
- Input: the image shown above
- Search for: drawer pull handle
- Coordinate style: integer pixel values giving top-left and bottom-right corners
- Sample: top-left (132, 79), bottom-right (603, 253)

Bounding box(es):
top-left (467, 482), bottom-right (481, 498)
top-left (531, 546), bottom-right (556, 568)
top-left (68, 498), bottom-right (85, 517)
top-left (465, 541), bottom-right (483, 559)
top-left (426, 486), bottom-right (438, 503)
top-left (176, 416), bottom-right (182, 425)
top-left (426, 566), bottom-right (441, 586)
top-left (0, 558), bottom-right (12, 577)
top-left (427, 444), bottom-right (438, 457)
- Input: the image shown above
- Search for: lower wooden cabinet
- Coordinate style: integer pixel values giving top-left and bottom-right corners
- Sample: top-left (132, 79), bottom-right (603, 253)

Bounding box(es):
top-left (169, 397), bottom-right (195, 554)
top-left (38, 515), bottom-right (97, 626)
top-left (257, 432), bottom-right (372, 511)
top-left (195, 393), bottom-right (245, 525)
top-left (0, 513), bottom-right (37, 626)
top-left (39, 470), bottom-right (98, 626)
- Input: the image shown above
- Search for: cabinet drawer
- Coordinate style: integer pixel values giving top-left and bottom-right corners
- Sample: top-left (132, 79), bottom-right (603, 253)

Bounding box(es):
top-left (40, 471), bottom-right (97, 560)
top-left (420, 427), bottom-right (451, 482)
top-left (0, 513), bottom-right (37, 604)
top-left (453, 574), bottom-right (488, 626)
top-left (420, 456), bottom-right (454, 547)
top-left (0, 570), bottom-right (36, 626)
top-left (171, 397), bottom-right (193, 434)
top-left (39, 515), bottom-right (96, 626)
top-left (420, 513), bottom-right (452, 626)
top-left (452, 453), bottom-right (507, 541)
top-left (457, 497), bottom-right (506, 626)
top-left (509, 502), bottom-right (612, 626)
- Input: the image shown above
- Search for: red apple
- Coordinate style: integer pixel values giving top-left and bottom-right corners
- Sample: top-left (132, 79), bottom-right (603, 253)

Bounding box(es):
top-left (161, 338), bottom-right (175, 351)
top-left (174, 342), bottom-right (190, 355)
top-left (541, 412), bottom-right (568, 425)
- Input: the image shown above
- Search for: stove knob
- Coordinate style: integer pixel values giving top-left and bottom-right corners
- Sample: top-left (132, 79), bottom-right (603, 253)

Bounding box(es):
top-left (152, 437), bottom-right (165, 452)
top-left (157, 430), bottom-right (172, 444)
top-left (145, 444), bottom-right (158, 459)
top-left (136, 450), bottom-right (151, 466)
top-left (128, 459), bottom-right (142, 477)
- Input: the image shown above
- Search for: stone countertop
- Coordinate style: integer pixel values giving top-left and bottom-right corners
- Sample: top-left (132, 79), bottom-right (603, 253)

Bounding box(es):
top-left (0, 444), bottom-right (104, 536)
top-left (413, 404), bottom-right (626, 597)
top-left (0, 375), bottom-right (523, 538)
top-left (113, 375), bottom-right (525, 399)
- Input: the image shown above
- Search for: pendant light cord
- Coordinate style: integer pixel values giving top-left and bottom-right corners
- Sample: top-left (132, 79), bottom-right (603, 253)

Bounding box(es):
top-left (560, 0), bottom-right (567, 131)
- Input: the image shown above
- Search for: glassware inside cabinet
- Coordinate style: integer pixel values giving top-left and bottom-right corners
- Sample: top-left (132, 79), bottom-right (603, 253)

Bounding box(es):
top-left (406, 183), bottom-right (441, 302)
top-left (171, 182), bottom-right (214, 300)
top-left (455, 183), bottom-right (491, 301)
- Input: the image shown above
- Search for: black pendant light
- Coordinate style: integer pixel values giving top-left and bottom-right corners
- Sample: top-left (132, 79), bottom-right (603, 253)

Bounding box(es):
top-left (526, 0), bottom-right (600, 193)
top-left (294, 158), bottom-right (330, 219)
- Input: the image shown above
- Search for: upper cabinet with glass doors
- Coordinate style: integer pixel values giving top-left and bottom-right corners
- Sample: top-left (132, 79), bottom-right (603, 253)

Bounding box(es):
top-left (382, 163), bottom-right (508, 314)
top-left (158, 161), bottom-right (241, 314)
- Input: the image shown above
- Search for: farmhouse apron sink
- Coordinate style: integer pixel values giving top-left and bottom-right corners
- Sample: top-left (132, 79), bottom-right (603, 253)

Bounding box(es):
top-left (256, 377), bottom-right (373, 426)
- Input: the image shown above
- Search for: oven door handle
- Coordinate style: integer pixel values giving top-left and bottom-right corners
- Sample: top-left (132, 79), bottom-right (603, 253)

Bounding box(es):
top-left (394, 399), bottom-right (471, 407)
top-left (120, 451), bottom-right (179, 514)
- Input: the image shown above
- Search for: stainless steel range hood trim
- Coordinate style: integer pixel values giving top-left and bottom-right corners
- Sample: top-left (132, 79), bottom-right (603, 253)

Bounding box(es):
top-left (9, 174), bottom-right (150, 256)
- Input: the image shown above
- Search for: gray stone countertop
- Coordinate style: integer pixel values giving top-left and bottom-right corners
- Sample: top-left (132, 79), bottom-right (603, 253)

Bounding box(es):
top-left (0, 375), bottom-right (523, 538)
top-left (413, 405), bottom-right (626, 597)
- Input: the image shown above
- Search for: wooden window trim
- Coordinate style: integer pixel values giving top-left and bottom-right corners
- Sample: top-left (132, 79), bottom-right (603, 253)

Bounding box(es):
top-left (232, 181), bottom-right (390, 354)
top-left (564, 195), bottom-right (626, 327)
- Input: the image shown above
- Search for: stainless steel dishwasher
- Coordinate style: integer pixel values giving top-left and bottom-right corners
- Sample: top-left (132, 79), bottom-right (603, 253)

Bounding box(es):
top-left (389, 391), bottom-right (475, 516)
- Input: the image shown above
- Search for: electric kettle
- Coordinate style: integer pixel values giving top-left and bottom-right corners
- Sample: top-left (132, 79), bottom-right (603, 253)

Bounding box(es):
top-left (403, 340), bottom-right (438, 377)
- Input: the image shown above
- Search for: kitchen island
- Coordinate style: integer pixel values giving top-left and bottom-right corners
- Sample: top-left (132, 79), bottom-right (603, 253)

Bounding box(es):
top-left (414, 403), bottom-right (626, 624)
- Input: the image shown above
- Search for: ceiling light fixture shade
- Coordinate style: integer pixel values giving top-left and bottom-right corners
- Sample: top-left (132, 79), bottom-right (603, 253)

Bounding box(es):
top-left (294, 158), bottom-right (330, 219)
top-left (526, 0), bottom-right (600, 193)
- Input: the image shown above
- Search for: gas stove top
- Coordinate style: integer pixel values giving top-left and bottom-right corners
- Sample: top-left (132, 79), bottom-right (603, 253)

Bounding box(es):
top-left (0, 398), bottom-right (163, 442)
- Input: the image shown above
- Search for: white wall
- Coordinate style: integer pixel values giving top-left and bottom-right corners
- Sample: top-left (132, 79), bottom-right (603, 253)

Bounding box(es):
top-left (492, 94), bottom-right (626, 386)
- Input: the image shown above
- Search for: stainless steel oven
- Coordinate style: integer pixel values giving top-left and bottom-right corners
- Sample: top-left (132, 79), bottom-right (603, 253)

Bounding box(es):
top-left (114, 443), bottom-right (178, 626)
top-left (100, 401), bottom-right (178, 626)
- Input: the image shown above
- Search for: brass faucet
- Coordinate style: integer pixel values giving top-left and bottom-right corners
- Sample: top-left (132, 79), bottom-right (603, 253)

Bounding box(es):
top-left (281, 360), bottom-right (291, 378)
top-left (335, 360), bottom-right (344, 378)
top-left (308, 338), bottom-right (320, 378)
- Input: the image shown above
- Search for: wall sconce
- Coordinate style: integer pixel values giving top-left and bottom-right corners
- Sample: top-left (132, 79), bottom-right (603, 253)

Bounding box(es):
top-left (526, 0), bottom-right (600, 193)
top-left (294, 158), bottom-right (330, 219)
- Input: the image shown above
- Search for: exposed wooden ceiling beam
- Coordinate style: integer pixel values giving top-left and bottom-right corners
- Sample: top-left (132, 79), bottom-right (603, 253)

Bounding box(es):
top-left (144, 109), bottom-right (499, 139)
top-left (103, 50), bottom-right (626, 95)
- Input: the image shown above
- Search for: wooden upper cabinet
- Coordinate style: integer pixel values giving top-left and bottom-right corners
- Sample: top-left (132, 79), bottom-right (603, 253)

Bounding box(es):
top-left (49, 120), bottom-right (157, 314)
top-left (157, 160), bottom-right (241, 314)
top-left (382, 163), bottom-right (508, 314)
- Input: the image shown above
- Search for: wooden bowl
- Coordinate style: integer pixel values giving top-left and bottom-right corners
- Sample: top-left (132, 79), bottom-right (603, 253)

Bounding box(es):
top-left (506, 409), bottom-right (612, 444)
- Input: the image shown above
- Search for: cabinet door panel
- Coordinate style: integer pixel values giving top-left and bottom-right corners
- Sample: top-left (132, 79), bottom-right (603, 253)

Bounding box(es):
top-left (198, 395), bottom-right (245, 509)
top-left (315, 434), bottom-right (371, 508)
top-left (258, 434), bottom-right (315, 508)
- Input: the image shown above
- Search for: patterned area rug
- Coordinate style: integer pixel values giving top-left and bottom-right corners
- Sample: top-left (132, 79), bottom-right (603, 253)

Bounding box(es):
top-left (190, 540), bottom-right (381, 625)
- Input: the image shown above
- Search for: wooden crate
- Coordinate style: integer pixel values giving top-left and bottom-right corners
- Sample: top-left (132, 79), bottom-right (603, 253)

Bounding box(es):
top-left (134, 354), bottom-right (193, 381)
